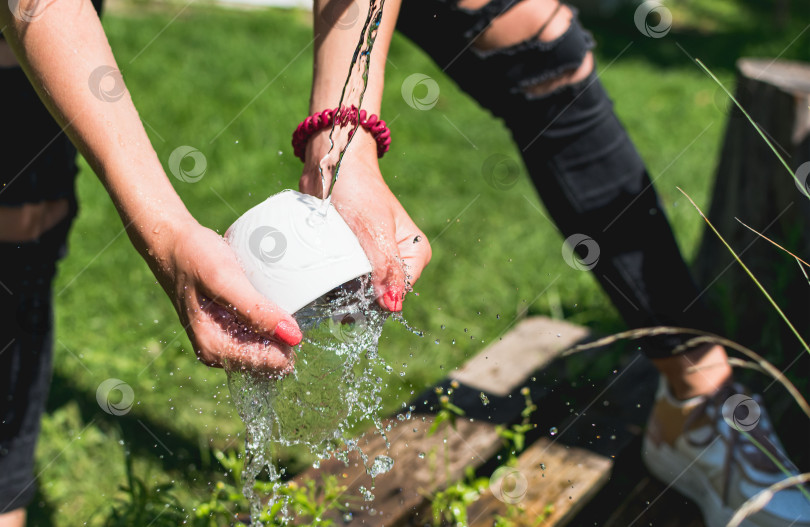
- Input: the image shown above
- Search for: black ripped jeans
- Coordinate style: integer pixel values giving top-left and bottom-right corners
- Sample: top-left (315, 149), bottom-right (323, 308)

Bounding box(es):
top-left (396, 1), bottom-right (717, 356)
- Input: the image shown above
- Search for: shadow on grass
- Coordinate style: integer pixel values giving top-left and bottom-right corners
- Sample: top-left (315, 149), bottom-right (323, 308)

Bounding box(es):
top-left (45, 371), bottom-right (217, 477)
top-left (579, 1), bottom-right (810, 75)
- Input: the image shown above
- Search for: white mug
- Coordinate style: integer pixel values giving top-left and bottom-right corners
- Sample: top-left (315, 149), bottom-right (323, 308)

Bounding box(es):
top-left (225, 190), bottom-right (372, 314)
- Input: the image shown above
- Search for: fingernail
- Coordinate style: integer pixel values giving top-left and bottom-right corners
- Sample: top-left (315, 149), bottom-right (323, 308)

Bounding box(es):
top-left (274, 319), bottom-right (303, 346)
top-left (384, 288), bottom-right (403, 312)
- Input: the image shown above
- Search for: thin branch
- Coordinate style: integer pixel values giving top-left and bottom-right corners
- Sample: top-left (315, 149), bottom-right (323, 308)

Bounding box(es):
top-left (735, 217), bottom-right (810, 268)
top-left (563, 326), bottom-right (809, 419)
top-left (726, 473), bottom-right (810, 527)
top-left (678, 187), bottom-right (809, 355)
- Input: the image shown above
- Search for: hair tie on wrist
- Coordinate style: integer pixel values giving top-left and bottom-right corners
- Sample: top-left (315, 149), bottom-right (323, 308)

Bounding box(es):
top-left (292, 105), bottom-right (391, 162)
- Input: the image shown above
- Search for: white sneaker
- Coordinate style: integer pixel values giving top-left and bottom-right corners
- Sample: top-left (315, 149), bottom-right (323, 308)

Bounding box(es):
top-left (642, 378), bottom-right (810, 527)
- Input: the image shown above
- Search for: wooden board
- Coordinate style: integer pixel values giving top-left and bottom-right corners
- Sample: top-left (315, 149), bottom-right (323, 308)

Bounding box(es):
top-left (299, 414), bottom-right (501, 525)
top-left (449, 317), bottom-right (590, 397)
top-left (467, 438), bottom-right (612, 527)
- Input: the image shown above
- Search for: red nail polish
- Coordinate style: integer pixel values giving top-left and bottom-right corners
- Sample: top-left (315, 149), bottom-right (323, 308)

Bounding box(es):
top-left (385, 289), bottom-right (403, 312)
top-left (274, 319), bottom-right (303, 346)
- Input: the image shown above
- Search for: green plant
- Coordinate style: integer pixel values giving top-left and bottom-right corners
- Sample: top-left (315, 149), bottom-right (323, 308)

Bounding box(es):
top-left (428, 383), bottom-right (466, 437)
top-left (430, 465), bottom-right (491, 526)
top-left (94, 453), bottom-right (186, 527)
top-left (200, 448), bottom-right (350, 526)
top-left (495, 387), bottom-right (537, 458)
top-left (493, 503), bottom-right (553, 527)
top-left (427, 385), bottom-right (544, 527)
top-left (255, 475), bottom-right (349, 527)
top-left (96, 444), bottom-right (349, 526)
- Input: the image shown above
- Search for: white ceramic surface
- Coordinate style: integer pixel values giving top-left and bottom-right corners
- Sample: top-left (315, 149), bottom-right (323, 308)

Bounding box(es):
top-left (225, 190), bottom-right (372, 314)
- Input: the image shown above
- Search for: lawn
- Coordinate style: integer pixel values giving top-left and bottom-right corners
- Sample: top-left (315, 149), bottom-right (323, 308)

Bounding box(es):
top-left (29, 0), bottom-right (809, 524)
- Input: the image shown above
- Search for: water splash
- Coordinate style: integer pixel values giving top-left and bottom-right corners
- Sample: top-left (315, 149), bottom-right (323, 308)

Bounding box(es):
top-left (368, 454), bottom-right (394, 477)
top-left (226, 276), bottom-right (394, 524)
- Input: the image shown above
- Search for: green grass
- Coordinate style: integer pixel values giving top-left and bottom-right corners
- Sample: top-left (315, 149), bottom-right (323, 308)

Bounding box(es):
top-left (29, 1), bottom-right (810, 524)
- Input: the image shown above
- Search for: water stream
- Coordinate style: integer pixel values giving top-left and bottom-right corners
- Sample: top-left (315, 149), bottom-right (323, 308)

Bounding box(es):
top-left (317, 0), bottom-right (387, 206)
top-left (226, 277), bottom-right (397, 523)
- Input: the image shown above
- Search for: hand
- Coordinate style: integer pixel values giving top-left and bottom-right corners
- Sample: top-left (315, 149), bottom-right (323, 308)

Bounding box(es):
top-left (147, 217), bottom-right (303, 373)
top-left (300, 132), bottom-right (431, 311)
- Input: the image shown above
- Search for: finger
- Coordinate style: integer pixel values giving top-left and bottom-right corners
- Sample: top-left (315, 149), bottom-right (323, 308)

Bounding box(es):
top-left (193, 298), bottom-right (296, 374)
top-left (396, 223), bottom-right (432, 286)
top-left (201, 262), bottom-right (303, 347)
top-left (345, 212), bottom-right (407, 312)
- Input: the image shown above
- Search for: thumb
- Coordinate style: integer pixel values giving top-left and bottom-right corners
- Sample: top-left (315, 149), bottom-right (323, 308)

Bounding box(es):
top-left (202, 264), bottom-right (303, 347)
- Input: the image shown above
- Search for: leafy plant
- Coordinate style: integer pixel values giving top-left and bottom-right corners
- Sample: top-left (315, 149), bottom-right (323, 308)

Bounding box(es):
top-left (428, 383), bottom-right (466, 437)
top-left (94, 453), bottom-right (186, 527)
top-left (254, 475), bottom-right (350, 526)
top-left (430, 465), bottom-right (490, 526)
top-left (427, 384), bottom-right (544, 527)
top-left (495, 387), bottom-right (537, 458)
top-left (96, 443), bottom-right (348, 526)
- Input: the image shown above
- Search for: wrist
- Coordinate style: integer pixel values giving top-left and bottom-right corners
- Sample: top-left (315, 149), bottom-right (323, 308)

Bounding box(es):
top-left (304, 127), bottom-right (379, 164)
top-left (126, 203), bottom-right (197, 274)
top-left (300, 129), bottom-right (382, 195)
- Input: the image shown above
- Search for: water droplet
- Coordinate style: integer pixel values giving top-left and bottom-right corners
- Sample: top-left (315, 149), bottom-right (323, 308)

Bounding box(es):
top-left (540, 463), bottom-right (546, 470)
top-left (434, 339), bottom-right (440, 345)
top-left (549, 427), bottom-right (558, 436)
top-left (368, 455), bottom-right (394, 477)
top-left (359, 486), bottom-right (374, 501)
top-left (418, 452), bottom-right (425, 459)
top-left (479, 392), bottom-right (490, 406)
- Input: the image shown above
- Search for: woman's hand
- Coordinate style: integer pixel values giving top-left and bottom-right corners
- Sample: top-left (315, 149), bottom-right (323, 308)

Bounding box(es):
top-left (300, 131), bottom-right (431, 311)
top-left (1, 0), bottom-right (302, 373)
top-left (149, 217), bottom-right (303, 373)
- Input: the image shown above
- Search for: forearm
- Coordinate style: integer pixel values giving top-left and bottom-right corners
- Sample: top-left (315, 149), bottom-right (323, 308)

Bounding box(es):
top-left (311, 0), bottom-right (400, 114)
top-left (305, 0), bottom-right (401, 193)
top-left (0, 1), bottom-right (193, 263)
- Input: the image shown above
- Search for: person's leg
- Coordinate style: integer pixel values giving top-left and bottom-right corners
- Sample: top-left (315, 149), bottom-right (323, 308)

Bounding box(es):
top-left (0, 228), bottom-right (66, 524)
top-left (396, 4), bottom-right (810, 525)
top-left (0, 510), bottom-right (25, 527)
top-left (0, 59), bottom-right (79, 525)
top-left (395, 0), bottom-right (730, 397)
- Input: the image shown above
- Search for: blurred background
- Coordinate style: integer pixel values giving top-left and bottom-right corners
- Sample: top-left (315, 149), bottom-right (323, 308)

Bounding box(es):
top-left (34, 0), bottom-right (809, 524)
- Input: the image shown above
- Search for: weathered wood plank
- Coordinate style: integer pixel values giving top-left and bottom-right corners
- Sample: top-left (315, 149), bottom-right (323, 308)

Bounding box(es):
top-left (467, 438), bottom-right (612, 527)
top-left (301, 415), bottom-right (501, 525)
top-left (449, 317), bottom-right (590, 397)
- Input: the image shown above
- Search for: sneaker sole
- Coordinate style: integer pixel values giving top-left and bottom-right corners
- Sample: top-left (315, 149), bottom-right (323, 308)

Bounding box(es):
top-left (642, 436), bottom-right (755, 527)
